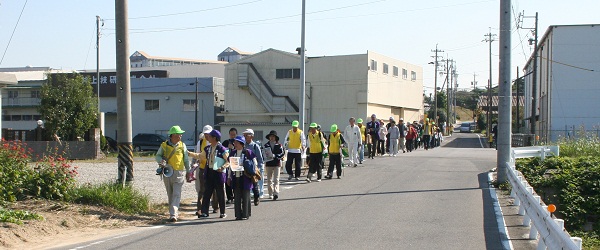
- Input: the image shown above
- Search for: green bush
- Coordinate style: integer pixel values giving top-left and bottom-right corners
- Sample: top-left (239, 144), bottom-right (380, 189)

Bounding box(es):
top-left (69, 182), bottom-right (150, 214)
top-left (516, 156), bottom-right (600, 238)
top-left (0, 208), bottom-right (43, 225)
top-left (0, 140), bottom-right (78, 202)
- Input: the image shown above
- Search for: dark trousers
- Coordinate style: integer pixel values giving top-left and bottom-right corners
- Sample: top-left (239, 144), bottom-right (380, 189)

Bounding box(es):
top-left (226, 183), bottom-right (234, 201)
top-left (285, 152), bottom-right (302, 178)
top-left (385, 134), bottom-right (390, 153)
top-left (423, 135), bottom-right (431, 149)
top-left (406, 139), bottom-right (414, 152)
top-left (377, 140), bottom-right (385, 155)
top-left (201, 169), bottom-right (226, 215)
top-left (234, 179), bottom-right (251, 219)
top-left (308, 153), bottom-right (323, 180)
top-left (370, 138), bottom-right (379, 158)
top-left (327, 154), bottom-right (342, 177)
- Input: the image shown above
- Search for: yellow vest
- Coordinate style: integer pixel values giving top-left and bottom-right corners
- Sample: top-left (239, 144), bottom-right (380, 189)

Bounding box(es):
top-left (288, 129), bottom-right (303, 149)
top-left (308, 132), bottom-right (323, 154)
top-left (161, 141), bottom-right (186, 171)
top-left (424, 123), bottom-right (432, 135)
top-left (198, 139), bottom-right (208, 169)
top-left (359, 126), bottom-right (366, 141)
top-left (328, 132), bottom-right (341, 154)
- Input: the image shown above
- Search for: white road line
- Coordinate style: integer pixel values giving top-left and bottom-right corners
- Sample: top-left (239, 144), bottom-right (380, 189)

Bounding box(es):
top-left (476, 134), bottom-right (485, 148)
top-left (69, 225), bottom-right (167, 249)
top-left (487, 172), bottom-right (514, 250)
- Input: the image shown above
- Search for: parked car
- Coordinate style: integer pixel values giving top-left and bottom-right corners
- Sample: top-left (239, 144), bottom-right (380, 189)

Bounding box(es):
top-left (132, 133), bottom-right (167, 151)
top-left (459, 122), bottom-right (476, 133)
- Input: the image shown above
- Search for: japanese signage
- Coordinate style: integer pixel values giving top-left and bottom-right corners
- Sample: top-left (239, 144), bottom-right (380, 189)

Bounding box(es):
top-left (59, 70), bottom-right (168, 97)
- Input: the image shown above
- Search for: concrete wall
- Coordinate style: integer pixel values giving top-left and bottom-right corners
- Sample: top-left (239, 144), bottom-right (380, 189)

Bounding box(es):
top-left (27, 141), bottom-right (100, 161)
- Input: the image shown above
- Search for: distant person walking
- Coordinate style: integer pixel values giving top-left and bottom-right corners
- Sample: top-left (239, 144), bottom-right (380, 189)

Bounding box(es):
top-left (344, 117), bottom-right (362, 167)
top-left (366, 114), bottom-right (380, 159)
top-left (263, 130), bottom-right (284, 200)
top-left (306, 123), bottom-right (325, 182)
top-left (326, 124), bottom-right (345, 179)
top-left (284, 120), bottom-right (306, 181)
top-left (398, 118), bottom-right (407, 153)
top-left (388, 120), bottom-right (400, 156)
top-left (228, 135), bottom-right (254, 220)
top-left (242, 129), bottom-right (264, 205)
top-left (377, 119), bottom-right (387, 156)
top-left (192, 130), bottom-right (229, 219)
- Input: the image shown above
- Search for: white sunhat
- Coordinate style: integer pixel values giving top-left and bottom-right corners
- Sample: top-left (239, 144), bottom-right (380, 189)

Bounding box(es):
top-left (242, 128), bottom-right (254, 135)
top-left (202, 125), bottom-right (213, 134)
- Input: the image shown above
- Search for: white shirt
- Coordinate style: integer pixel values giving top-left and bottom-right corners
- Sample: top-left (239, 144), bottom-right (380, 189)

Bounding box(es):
top-left (344, 124), bottom-right (362, 144)
top-left (283, 129), bottom-right (306, 154)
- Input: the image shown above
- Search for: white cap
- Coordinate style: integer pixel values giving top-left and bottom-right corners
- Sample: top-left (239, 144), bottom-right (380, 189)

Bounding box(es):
top-left (399, 118), bottom-right (404, 121)
top-left (389, 116), bottom-right (394, 121)
top-left (202, 125), bottom-right (213, 134)
top-left (242, 128), bottom-right (254, 135)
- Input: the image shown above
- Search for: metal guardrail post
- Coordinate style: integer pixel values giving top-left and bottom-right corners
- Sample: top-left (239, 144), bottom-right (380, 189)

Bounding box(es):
top-left (529, 195), bottom-right (541, 240)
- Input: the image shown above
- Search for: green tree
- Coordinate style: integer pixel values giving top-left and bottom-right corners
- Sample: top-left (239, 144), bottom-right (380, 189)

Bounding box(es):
top-left (38, 74), bottom-right (97, 141)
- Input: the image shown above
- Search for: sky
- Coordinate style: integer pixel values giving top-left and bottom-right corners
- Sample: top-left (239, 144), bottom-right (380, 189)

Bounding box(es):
top-left (0, 0), bottom-right (598, 95)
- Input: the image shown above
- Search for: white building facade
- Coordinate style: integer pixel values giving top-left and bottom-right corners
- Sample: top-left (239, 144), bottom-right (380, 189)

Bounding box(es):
top-left (219, 48), bottom-right (423, 140)
top-left (523, 24), bottom-right (600, 142)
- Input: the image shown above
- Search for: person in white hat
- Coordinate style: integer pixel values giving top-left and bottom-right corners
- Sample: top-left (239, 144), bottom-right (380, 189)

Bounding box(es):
top-left (242, 128), bottom-right (264, 205)
top-left (344, 117), bottom-right (362, 167)
top-left (190, 125), bottom-right (219, 216)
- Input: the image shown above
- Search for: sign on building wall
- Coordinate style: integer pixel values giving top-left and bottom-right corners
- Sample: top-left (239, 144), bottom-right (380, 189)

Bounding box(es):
top-left (60, 70), bottom-right (168, 97)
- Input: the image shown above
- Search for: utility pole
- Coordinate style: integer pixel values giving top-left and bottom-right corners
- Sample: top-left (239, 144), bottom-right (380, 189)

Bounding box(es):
top-left (444, 58), bottom-right (452, 134)
top-left (497, 0), bottom-right (512, 183)
top-left (431, 45), bottom-right (443, 124)
top-left (299, 0), bottom-right (306, 131)
top-left (194, 77), bottom-right (198, 146)
top-left (96, 16), bottom-right (103, 135)
top-left (516, 66), bottom-right (520, 132)
top-left (517, 11), bottom-right (539, 136)
top-left (471, 73), bottom-right (477, 90)
top-left (115, 0), bottom-right (133, 185)
top-left (484, 29), bottom-right (497, 142)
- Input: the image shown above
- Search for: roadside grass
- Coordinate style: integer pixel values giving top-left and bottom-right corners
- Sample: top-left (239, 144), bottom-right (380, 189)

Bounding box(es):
top-left (68, 182), bottom-right (151, 215)
top-left (0, 208), bottom-right (44, 225)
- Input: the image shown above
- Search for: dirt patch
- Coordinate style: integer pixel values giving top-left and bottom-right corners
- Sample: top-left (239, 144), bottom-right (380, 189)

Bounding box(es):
top-left (0, 199), bottom-right (199, 249)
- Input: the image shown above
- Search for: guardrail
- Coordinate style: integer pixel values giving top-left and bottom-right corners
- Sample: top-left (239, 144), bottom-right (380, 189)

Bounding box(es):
top-left (507, 146), bottom-right (582, 249)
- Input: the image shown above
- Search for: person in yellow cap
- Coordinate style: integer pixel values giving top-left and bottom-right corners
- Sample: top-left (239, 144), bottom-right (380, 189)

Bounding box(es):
top-left (326, 124), bottom-right (345, 179)
top-left (356, 118), bottom-right (366, 164)
top-left (306, 122), bottom-right (325, 182)
top-left (284, 120), bottom-right (306, 181)
top-left (155, 125), bottom-right (190, 222)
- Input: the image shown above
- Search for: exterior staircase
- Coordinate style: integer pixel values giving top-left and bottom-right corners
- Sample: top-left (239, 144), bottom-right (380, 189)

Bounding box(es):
top-left (237, 63), bottom-right (299, 122)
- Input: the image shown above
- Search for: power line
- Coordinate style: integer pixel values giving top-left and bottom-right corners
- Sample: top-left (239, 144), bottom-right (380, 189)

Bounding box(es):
top-left (106, 0), bottom-right (495, 34)
top-left (0, 0), bottom-right (28, 67)
top-left (104, 0), bottom-right (265, 21)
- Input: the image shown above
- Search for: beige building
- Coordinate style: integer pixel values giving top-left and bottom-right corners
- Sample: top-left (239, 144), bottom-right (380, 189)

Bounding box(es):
top-left (219, 48), bottom-right (423, 140)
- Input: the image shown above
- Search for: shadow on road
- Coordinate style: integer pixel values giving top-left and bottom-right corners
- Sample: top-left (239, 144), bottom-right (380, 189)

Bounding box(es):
top-left (276, 186), bottom-right (482, 202)
top-left (443, 136), bottom-right (485, 149)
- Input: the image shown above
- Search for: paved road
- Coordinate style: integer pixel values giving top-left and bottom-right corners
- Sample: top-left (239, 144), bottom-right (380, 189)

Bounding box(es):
top-left (56, 133), bottom-right (509, 250)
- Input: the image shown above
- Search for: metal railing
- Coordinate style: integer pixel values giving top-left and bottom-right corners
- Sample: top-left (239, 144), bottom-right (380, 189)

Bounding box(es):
top-left (507, 146), bottom-right (582, 249)
top-left (242, 63), bottom-right (298, 122)
top-left (2, 97), bottom-right (41, 107)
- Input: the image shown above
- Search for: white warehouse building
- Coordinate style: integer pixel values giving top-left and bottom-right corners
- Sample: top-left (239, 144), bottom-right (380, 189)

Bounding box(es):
top-left (219, 48), bottom-right (424, 140)
top-left (523, 24), bottom-right (600, 142)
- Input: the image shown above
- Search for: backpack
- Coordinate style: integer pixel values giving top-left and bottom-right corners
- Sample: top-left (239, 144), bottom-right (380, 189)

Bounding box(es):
top-left (241, 150), bottom-right (261, 182)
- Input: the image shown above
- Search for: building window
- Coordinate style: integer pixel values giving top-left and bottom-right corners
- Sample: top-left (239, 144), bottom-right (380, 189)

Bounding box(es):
top-left (22, 115), bottom-right (33, 121)
top-left (183, 99), bottom-right (197, 111)
top-left (276, 69), bottom-right (300, 79)
top-left (411, 71), bottom-right (417, 81)
top-left (370, 60), bottom-right (377, 71)
top-left (2, 115), bottom-right (11, 121)
top-left (8, 90), bottom-right (18, 98)
top-left (33, 115), bottom-right (41, 121)
top-left (383, 63), bottom-right (389, 74)
top-left (145, 100), bottom-right (160, 111)
top-left (11, 115), bottom-right (21, 121)
top-left (402, 69), bottom-right (408, 79)
top-left (31, 90), bottom-right (41, 99)
top-left (393, 66), bottom-right (399, 77)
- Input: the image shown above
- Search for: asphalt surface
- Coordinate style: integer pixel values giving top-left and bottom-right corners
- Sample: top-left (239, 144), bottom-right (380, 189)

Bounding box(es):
top-left (57, 133), bottom-right (511, 250)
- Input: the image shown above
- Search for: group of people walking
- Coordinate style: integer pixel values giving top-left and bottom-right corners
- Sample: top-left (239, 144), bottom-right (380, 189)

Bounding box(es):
top-left (154, 115), bottom-right (446, 222)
